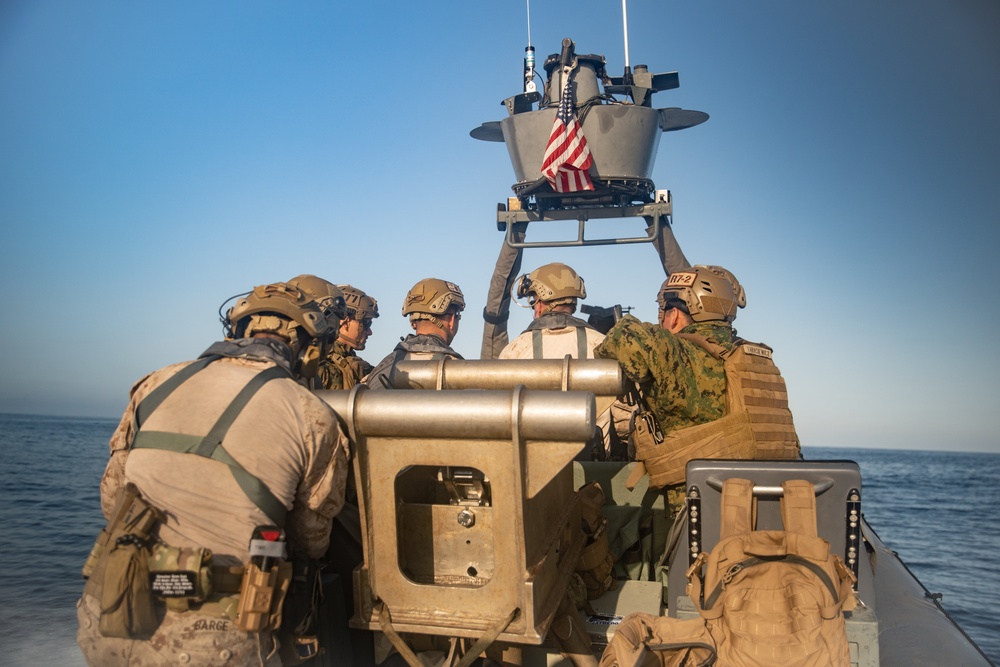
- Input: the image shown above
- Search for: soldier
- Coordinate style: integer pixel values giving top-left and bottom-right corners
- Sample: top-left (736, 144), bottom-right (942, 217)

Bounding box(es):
top-left (366, 278), bottom-right (465, 390)
top-left (595, 265), bottom-right (799, 519)
top-left (320, 285), bottom-right (379, 390)
top-left (78, 282), bottom-right (351, 666)
top-left (499, 262), bottom-right (605, 360)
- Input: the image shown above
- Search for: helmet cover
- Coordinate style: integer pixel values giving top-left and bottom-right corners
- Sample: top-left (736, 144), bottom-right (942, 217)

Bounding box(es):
top-left (337, 284), bottom-right (380, 321)
top-left (516, 262), bottom-right (586, 306)
top-left (402, 278), bottom-right (466, 318)
top-left (657, 265), bottom-right (747, 323)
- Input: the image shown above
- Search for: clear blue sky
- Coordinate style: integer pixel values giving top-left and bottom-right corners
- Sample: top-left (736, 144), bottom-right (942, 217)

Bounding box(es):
top-left (2, 0), bottom-right (998, 452)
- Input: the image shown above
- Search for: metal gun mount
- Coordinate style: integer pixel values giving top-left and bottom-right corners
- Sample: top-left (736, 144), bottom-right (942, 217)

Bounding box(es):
top-left (318, 385), bottom-right (598, 648)
top-left (471, 37), bottom-right (707, 249)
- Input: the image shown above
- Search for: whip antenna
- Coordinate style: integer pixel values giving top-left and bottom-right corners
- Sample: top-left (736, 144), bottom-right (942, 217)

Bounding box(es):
top-left (523, 0), bottom-right (537, 93)
top-left (621, 0), bottom-right (633, 84)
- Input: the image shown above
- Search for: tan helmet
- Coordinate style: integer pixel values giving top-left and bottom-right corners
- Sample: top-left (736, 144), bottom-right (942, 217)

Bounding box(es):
top-left (402, 278), bottom-right (465, 321)
top-left (337, 284), bottom-right (380, 322)
top-left (227, 282), bottom-right (335, 345)
top-left (516, 262), bottom-right (586, 308)
top-left (286, 274), bottom-right (348, 329)
top-left (657, 265), bottom-right (747, 323)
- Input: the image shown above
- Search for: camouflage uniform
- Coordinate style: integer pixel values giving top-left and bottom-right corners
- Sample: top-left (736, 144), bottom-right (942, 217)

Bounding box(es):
top-left (365, 333), bottom-right (464, 390)
top-left (78, 338), bottom-right (349, 667)
top-left (318, 340), bottom-right (374, 390)
top-left (595, 314), bottom-right (734, 515)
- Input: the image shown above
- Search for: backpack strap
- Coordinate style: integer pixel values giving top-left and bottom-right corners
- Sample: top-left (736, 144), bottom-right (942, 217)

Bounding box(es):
top-left (720, 477), bottom-right (754, 539)
top-left (780, 479), bottom-right (818, 538)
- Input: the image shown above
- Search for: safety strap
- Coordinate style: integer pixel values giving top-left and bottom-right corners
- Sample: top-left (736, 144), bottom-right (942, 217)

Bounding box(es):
top-left (131, 363), bottom-right (291, 527)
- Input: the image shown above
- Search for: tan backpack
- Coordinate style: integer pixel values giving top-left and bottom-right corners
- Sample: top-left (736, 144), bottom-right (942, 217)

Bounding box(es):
top-left (686, 478), bottom-right (856, 667)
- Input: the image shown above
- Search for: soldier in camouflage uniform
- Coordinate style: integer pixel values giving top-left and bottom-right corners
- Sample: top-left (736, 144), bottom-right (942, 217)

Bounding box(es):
top-left (366, 278), bottom-right (465, 390)
top-left (318, 285), bottom-right (379, 390)
top-left (78, 282), bottom-right (350, 666)
top-left (595, 265), bottom-right (747, 517)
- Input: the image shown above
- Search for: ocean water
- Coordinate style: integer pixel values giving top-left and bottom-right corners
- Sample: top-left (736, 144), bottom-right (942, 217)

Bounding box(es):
top-left (0, 413), bottom-right (997, 665)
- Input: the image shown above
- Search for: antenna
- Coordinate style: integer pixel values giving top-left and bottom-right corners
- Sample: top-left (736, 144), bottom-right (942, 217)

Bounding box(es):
top-left (524, 0), bottom-right (537, 94)
top-left (621, 0), bottom-right (633, 85)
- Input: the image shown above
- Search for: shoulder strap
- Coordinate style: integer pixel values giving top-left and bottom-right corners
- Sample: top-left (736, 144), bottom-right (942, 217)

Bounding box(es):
top-left (780, 479), bottom-right (818, 538)
top-left (720, 477), bottom-right (754, 539)
top-left (131, 364), bottom-right (291, 527)
top-left (531, 329), bottom-right (543, 359)
top-left (673, 333), bottom-right (728, 360)
top-left (576, 326), bottom-right (588, 359)
top-left (136, 356), bottom-right (220, 430)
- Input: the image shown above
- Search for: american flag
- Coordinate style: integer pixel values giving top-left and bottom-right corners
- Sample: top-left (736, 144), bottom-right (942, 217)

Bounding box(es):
top-left (540, 75), bottom-right (594, 193)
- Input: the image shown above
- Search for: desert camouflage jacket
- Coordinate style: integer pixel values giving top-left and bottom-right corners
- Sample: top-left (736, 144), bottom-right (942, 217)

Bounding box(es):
top-left (594, 314), bottom-right (734, 434)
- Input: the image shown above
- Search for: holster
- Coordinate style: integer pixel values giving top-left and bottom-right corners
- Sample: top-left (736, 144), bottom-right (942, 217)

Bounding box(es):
top-left (236, 560), bottom-right (293, 633)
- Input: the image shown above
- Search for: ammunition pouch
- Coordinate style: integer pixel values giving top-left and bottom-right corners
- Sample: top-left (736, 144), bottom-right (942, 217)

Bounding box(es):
top-left (148, 545), bottom-right (214, 612)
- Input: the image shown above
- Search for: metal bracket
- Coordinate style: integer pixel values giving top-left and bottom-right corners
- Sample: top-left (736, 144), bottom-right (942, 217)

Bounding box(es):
top-left (846, 487), bottom-right (862, 590)
top-left (498, 200), bottom-right (672, 249)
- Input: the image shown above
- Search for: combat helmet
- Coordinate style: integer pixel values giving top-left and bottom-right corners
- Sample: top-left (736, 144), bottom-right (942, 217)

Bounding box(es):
top-left (402, 278), bottom-right (465, 323)
top-left (657, 265), bottom-right (747, 323)
top-left (516, 263), bottom-right (586, 309)
top-left (337, 284), bottom-right (380, 322)
top-left (286, 274), bottom-right (348, 334)
top-left (226, 282), bottom-right (336, 363)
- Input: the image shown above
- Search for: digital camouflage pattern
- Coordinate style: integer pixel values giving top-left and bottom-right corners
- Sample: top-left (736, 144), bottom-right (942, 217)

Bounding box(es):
top-left (595, 314), bottom-right (734, 435)
top-left (318, 341), bottom-right (374, 390)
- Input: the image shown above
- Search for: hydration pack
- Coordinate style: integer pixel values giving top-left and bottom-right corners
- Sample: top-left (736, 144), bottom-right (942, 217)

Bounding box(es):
top-left (686, 478), bottom-right (856, 667)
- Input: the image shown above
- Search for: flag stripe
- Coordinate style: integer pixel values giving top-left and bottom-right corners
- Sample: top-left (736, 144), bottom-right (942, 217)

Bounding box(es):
top-left (541, 75), bottom-right (594, 193)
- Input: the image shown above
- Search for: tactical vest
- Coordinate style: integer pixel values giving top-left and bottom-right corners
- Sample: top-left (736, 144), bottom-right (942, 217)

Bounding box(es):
top-left (129, 355), bottom-right (292, 527)
top-left (632, 336), bottom-right (800, 490)
top-left (522, 312), bottom-right (595, 359)
top-left (322, 349), bottom-right (372, 390)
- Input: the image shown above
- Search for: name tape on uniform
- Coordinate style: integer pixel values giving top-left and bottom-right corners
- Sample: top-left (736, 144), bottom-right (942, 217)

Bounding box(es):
top-left (742, 344), bottom-right (772, 359)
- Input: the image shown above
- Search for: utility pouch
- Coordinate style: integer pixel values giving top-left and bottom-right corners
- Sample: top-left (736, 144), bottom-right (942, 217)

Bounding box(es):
top-left (83, 483), bottom-right (161, 581)
top-left (631, 411), bottom-right (663, 457)
top-left (148, 545), bottom-right (213, 611)
top-left (99, 535), bottom-right (159, 639)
